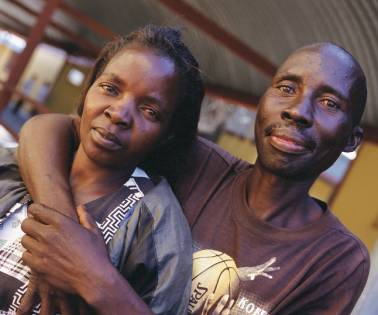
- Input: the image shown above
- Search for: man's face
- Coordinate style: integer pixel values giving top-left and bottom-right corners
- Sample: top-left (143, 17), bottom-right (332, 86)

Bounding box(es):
top-left (255, 46), bottom-right (362, 179)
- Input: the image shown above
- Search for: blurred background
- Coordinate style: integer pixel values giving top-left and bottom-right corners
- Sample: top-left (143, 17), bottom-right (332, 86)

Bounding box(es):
top-left (0, 1), bottom-right (376, 312)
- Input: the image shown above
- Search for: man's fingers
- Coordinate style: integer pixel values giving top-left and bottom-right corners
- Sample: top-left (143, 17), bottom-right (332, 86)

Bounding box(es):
top-left (201, 293), bottom-right (215, 315)
top-left (22, 252), bottom-right (44, 274)
top-left (21, 235), bottom-right (42, 255)
top-left (28, 203), bottom-right (69, 226)
top-left (21, 218), bottom-right (47, 240)
top-left (77, 205), bottom-right (98, 233)
top-left (214, 295), bottom-right (229, 314)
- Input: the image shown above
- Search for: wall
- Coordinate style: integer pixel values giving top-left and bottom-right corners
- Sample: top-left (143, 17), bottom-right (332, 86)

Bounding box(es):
top-left (331, 140), bottom-right (378, 251)
top-left (0, 44), bottom-right (14, 82)
top-left (45, 61), bottom-right (90, 114)
top-left (18, 43), bottom-right (67, 100)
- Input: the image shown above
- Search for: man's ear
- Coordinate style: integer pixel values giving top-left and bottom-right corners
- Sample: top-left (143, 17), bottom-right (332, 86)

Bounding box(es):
top-left (343, 126), bottom-right (363, 153)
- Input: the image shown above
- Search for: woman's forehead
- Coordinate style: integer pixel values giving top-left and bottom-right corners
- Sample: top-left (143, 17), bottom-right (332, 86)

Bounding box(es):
top-left (105, 47), bottom-right (175, 77)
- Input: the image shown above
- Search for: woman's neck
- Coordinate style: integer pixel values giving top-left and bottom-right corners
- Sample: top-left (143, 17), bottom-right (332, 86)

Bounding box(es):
top-left (70, 145), bottom-right (135, 206)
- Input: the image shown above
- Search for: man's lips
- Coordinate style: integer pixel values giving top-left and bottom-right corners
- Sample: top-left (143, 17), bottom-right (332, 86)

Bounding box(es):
top-left (91, 127), bottom-right (123, 150)
top-left (267, 130), bottom-right (315, 155)
top-left (268, 135), bottom-right (309, 155)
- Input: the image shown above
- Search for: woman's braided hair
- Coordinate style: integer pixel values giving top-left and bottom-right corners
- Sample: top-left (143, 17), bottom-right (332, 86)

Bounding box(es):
top-left (77, 24), bottom-right (204, 182)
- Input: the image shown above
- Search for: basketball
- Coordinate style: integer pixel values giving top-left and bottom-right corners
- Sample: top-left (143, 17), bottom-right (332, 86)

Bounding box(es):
top-left (188, 249), bottom-right (240, 314)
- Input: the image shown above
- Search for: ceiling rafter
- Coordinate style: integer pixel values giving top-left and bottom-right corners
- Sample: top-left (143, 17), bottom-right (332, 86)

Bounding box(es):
top-left (9, 0), bottom-right (100, 56)
top-left (0, 1), bottom-right (264, 110)
top-left (205, 83), bottom-right (259, 110)
top-left (59, 2), bottom-right (116, 40)
top-left (0, 8), bottom-right (28, 33)
top-left (157, 0), bottom-right (277, 78)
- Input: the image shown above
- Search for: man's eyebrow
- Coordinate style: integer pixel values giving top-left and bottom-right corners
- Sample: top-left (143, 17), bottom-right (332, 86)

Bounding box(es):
top-left (318, 86), bottom-right (348, 103)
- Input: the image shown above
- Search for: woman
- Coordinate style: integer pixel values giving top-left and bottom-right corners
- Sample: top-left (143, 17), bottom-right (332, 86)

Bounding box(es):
top-left (0, 24), bottom-right (204, 314)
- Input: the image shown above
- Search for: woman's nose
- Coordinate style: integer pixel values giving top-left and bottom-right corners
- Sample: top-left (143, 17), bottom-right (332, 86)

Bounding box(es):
top-left (104, 98), bottom-right (134, 128)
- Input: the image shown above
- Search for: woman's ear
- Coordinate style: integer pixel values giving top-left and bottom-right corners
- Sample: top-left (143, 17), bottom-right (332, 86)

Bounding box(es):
top-left (343, 126), bottom-right (363, 153)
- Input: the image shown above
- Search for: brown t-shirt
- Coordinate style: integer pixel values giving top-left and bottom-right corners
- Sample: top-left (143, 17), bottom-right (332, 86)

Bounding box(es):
top-left (172, 138), bottom-right (369, 315)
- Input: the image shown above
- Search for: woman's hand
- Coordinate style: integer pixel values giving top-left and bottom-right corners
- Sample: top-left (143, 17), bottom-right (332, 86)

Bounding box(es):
top-left (20, 203), bottom-right (111, 301)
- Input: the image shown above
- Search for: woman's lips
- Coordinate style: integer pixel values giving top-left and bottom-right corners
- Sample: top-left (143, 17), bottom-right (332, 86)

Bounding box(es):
top-left (91, 127), bottom-right (123, 150)
top-left (269, 135), bottom-right (311, 155)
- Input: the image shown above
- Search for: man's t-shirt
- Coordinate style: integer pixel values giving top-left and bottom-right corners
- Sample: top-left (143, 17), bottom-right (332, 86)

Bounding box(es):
top-left (171, 138), bottom-right (369, 315)
top-left (189, 170), bottom-right (368, 314)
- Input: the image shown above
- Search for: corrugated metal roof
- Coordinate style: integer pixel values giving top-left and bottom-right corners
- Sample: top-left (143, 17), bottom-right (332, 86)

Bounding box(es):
top-left (1, 0), bottom-right (377, 127)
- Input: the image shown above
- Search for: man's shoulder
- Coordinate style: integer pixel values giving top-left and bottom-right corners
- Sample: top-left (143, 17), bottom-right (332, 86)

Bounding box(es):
top-left (326, 210), bottom-right (370, 263)
top-left (174, 137), bottom-right (251, 197)
top-left (173, 137), bottom-right (252, 225)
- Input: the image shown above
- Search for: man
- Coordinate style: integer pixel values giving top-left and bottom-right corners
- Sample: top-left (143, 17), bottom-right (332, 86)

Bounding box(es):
top-left (6, 42), bottom-right (369, 314)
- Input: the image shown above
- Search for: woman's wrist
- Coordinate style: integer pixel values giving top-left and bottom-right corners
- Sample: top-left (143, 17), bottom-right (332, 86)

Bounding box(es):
top-left (80, 263), bottom-right (152, 315)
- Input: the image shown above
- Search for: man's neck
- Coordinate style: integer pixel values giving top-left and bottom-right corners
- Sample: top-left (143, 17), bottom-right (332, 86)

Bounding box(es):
top-left (246, 160), bottom-right (324, 228)
top-left (70, 145), bottom-right (134, 206)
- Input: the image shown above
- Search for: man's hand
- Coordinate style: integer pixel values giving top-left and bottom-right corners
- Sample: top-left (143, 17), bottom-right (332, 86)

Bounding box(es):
top-left (20, 203), bottom-right (111, 302)
top-left (201, 294), bottom-right (235, 315)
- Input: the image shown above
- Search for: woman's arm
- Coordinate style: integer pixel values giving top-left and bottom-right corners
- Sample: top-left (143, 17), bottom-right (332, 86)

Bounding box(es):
top-left (18, 113), bottom-right (79, 218)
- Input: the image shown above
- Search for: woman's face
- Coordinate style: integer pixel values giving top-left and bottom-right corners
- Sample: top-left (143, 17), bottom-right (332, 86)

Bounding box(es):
top-left (79, 47), bottom-right (179, 169)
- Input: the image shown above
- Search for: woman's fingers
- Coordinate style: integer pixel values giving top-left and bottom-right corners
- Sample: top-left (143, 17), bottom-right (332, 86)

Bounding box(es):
top-left (77, 205), bottom-right (98, 234)
top-left (16, 274), bottom-right (39, 315)
top-left (39, 282), bottom-right (55, 315)
top-left (57, 295), bottom-right (76, 315)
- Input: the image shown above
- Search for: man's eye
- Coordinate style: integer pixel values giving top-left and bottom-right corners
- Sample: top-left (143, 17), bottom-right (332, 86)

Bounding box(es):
top-left (99, 83), bottom-right (118, 96)
top-left (278, 85), bottom-right (295, 94)
top-left (321, 98), bottom-right (340, 111)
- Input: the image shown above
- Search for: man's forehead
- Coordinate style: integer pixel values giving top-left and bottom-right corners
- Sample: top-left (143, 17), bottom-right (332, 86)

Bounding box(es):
top-left (279, 46), bottom-right (355, 75)
top-left (276, 47), bottom-right (357, 94)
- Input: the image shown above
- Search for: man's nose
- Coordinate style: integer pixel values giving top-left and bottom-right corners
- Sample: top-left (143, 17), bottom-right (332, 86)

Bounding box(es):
top-left (104, 97), bottom-right (134, 128)
top-left (281, 96), bottom-right (313, 128)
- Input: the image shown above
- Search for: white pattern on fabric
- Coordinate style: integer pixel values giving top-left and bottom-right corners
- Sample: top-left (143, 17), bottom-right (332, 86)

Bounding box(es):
top-left (0, 171), bottom-right (147, 314)
top-left (98, 177), bottom-right (144, 244)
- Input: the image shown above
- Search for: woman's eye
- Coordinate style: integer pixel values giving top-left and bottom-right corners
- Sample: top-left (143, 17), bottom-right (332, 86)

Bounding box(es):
top-left (99, 83), bottom-right (118, 96)
top-left (141, 107), bottom-right (160, 121)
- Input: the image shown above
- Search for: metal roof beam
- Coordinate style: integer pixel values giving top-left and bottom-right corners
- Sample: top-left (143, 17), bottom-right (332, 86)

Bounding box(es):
top-left (10, 0), bottom-right (100, 55)
top-left (0, 0), bottom-right (62, 111)
top-left (157, 0), bottom-right (277, 77)
top-left (205, 83), bottom-right (259, 110)
top-left (59, 2), bottom-right (116, 40)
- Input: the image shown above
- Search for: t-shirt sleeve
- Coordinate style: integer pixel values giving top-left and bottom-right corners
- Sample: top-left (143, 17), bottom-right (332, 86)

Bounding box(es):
top-left (108, 179), bottom-right (193, 315)
top-left (282, 241), bottom-right (370, 315)
top-left (0, 147), bottom-right (27, 218)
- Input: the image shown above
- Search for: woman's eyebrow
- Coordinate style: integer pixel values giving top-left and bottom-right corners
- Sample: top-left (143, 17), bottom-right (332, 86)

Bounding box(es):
top-left (100, 72), bottom-right (125, 86)
top-left (275, 73), bottom-right (302, 84)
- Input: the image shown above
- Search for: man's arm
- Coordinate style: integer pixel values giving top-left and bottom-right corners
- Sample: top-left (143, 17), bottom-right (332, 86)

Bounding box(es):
top-left (18, 113), bottom-right (78, 218)
top-left (17, 113), bottom-right (160, 314)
